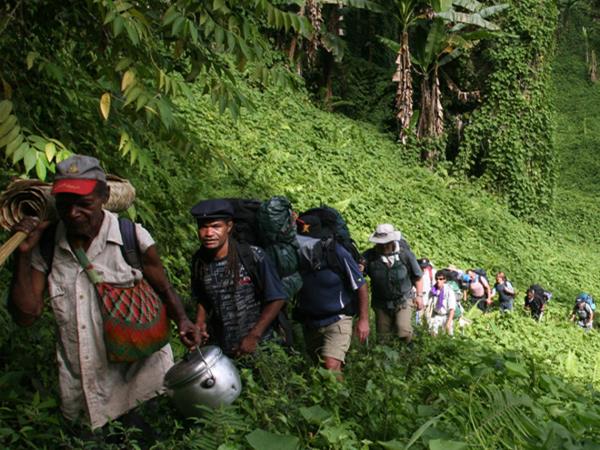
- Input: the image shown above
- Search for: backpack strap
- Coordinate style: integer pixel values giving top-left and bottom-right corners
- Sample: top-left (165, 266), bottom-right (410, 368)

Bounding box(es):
top-left (396, 245), bottom-right (421, 286)
top-left (324, 238), bottom-right (345, 279)
top-left (118, 217), bottom-right (142, 269)
top-left (235, 240), bottom-right (263, 293)
top-left (235, 240), bottom-right (294, 347)
top-left (39, 217), bottom-right (141, 274)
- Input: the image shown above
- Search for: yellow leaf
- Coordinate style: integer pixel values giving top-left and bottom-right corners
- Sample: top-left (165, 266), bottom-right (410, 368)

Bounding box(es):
top-left (44, 142), bottom-right (57, 161)
top-left (118, 131), bottom-right (130, 151)
top-left (121, 70), bottom-right (136, 92)
top-left (100, 93), bottom-right (111, 120)
top-left (26, 52), bottom-right (38, 70)
top-left (2, 79), bottom-right (13, 99)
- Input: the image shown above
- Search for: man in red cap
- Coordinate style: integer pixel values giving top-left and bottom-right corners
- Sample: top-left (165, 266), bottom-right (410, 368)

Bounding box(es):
top-left (8, 154), bottom-right (200, 433)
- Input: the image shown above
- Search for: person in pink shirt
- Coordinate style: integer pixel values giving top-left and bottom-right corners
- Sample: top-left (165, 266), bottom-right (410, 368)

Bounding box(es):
top-left (465, 269), bottom-right (492, 312)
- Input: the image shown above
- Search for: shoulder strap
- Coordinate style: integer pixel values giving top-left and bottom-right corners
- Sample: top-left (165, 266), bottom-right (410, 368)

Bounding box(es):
top-left (236, 241), bottom-right (264, 293)
top-left (118, 217), bottom-right (142, 269)
top-left (39, 218), bottom-right (141, 273)
top-left (325, 238), bottom-right (345, 279)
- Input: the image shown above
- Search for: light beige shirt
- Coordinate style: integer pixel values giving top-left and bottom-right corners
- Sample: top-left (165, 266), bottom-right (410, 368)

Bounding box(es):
top-left (31, 211), bottom-right (173, 429)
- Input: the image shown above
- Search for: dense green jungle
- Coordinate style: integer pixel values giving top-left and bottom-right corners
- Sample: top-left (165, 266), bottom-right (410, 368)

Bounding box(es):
top-left (1, 0), bottom-right (600, 449)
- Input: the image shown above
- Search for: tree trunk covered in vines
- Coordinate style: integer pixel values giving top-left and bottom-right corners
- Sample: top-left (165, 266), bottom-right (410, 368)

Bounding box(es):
top-left (417, 66), bottom-right (444, 157)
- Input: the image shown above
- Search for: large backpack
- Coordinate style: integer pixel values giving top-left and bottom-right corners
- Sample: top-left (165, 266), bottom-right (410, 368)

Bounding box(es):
top-left (226, 198), bottom-right (262, 245)
top-left (439, 268), bottom-right (468, 291)
top-left (445, 279), bottom-right (463, 319)
top-left (40, 217), bottom-right (142, 271)
top-left (225, 196), bottom-right (302, 299)
top-left (473, 268), bottom-right (488, 279)
top-left (576, 292), bottom-right (596, 311)
top-left (298, 206), bottom-right (362, 264)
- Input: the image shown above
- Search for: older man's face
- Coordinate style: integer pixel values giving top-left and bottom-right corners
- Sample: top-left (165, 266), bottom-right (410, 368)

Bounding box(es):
top-left (55, 189), bottom-right (105, 238)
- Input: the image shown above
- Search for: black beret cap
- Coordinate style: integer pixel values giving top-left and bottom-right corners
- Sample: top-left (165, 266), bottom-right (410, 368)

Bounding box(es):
top-left (190, 199), bottom-right (234, 222)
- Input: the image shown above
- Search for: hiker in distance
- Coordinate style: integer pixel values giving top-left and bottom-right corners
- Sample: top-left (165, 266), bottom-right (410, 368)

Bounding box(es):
top-left (416, 257), bottom-right (435, 325)
top-left (524, 284), bottom-right (551, 321)
top-left (294, 214), bottom-right (370, 373)
top-left (361, 224), bottom-right (423, 344)
top-left (190, 199), bottom-right (287, 357)
top-left (8, 155), bottom-right (201, 431)
top-left (570, 294), bottom-right (594, 331)
top-left (493, 271), bottom-right (516, 313)
top-left (427, 271), bottom-right (456, 336)
top-left (465, 268), bottom-right (492, 312)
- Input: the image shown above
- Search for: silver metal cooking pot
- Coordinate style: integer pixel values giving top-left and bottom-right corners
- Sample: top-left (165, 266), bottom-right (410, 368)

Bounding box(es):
top-left (164, 345), bottom-right (242, 417)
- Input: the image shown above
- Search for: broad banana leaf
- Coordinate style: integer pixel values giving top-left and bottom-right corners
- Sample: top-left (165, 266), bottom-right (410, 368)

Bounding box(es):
top-left (435, 11), bottom-right (500, 31)
top-left (452, 0), bottom-right (483, 12)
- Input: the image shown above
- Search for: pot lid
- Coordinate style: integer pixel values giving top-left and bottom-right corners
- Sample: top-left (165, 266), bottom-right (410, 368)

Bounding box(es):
top-left (164, 345), bottom-right (223, 388)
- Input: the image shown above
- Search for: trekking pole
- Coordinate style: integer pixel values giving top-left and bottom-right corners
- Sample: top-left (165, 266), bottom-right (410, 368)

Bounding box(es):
top-left (0, 231), bottom-right (28, 267)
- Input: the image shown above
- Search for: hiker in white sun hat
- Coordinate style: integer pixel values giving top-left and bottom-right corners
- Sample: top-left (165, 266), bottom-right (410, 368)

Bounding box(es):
top-left (362, 224), bottom-right (423, 344)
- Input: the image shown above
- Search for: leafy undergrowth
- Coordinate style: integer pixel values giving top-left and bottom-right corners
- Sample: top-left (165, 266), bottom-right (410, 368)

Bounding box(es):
top-left (2, 18), bottom-right (600, 450)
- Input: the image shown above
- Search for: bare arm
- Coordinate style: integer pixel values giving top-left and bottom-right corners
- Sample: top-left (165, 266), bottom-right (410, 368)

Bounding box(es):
top-left (8, 218), bottom-right (49, 326)
top-left (194, 303), bottom-right (210, 343)
top-left (446, 308), bottom-right (455, 333)
top-left (414, 277), bottom-right (424, 310)
top-left (354, 283), bottom-right (370, 343)
top-left (484, 279), bottom-right (492, 302)
top-left (236, 299), bottom-right (285, 355)
top-left (142, 245), bottom-right (200, 348)
top-left (10, 254), bottom-right (46, 326)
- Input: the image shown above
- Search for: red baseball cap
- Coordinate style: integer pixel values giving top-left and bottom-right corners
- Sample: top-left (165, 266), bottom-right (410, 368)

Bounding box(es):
top-left (51, 179), bottom-right (98, 195)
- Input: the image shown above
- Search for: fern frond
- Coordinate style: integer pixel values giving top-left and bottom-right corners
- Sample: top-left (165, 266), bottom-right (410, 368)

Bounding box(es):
top-left (464, 385), bottom-right (541, 448)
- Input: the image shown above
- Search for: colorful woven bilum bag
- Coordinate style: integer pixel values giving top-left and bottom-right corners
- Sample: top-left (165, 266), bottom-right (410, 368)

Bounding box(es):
top-left (74, 248), bottom-right (170, 363)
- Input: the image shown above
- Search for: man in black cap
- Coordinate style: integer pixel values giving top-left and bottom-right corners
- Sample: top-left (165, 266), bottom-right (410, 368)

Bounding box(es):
top-left (190, 199), bottom-right (287, 356)
top-left (8, 154), bottom-right (201, 432)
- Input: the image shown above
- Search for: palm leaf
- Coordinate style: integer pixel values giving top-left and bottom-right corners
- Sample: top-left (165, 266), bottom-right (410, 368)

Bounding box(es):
top-left (394, 0), bottom-right (422, 29)
top-left (479, 4), bottom-right (510, 19)
top-left (431, 0), bottom-right (453, 13)
top-left (438, 48), bottom-right (463, 67)
top-left (421, 20), bottom-right (447, 67)
top-left (321, 32), bottom-right (346, 61)
top-left (320, 0), bottom-right (385, 13)
top-left (456, 29), bottom-right (505, 40)
top-left (378, 35), bottom-right (401, 53)
top-left (435, 11), bottom-right (500, 31)
top-left (451, 0), bottom-right (483, 12)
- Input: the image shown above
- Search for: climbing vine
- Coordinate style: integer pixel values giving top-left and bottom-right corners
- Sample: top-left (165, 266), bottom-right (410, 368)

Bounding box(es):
top-left (457, 0), bottom-right (558, 221)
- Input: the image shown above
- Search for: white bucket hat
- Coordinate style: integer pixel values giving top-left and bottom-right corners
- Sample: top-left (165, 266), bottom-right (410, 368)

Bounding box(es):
top-left (368, 223), bottom-right (402, 244)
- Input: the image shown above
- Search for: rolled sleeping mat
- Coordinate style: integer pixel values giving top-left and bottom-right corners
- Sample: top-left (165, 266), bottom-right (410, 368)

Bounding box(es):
top-left (0, 175), bottom-right (136, 266)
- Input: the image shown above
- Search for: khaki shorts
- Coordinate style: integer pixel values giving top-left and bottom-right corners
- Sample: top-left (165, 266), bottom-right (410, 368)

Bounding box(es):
top-left (374, 303), bottom-right (413, 342)
top-left (303, 315), bottom-right (353, 363)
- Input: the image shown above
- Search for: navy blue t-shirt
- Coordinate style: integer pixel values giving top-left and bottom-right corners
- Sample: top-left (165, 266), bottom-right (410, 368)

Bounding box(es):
top-left (297, 243), bottom-right (366, 328)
